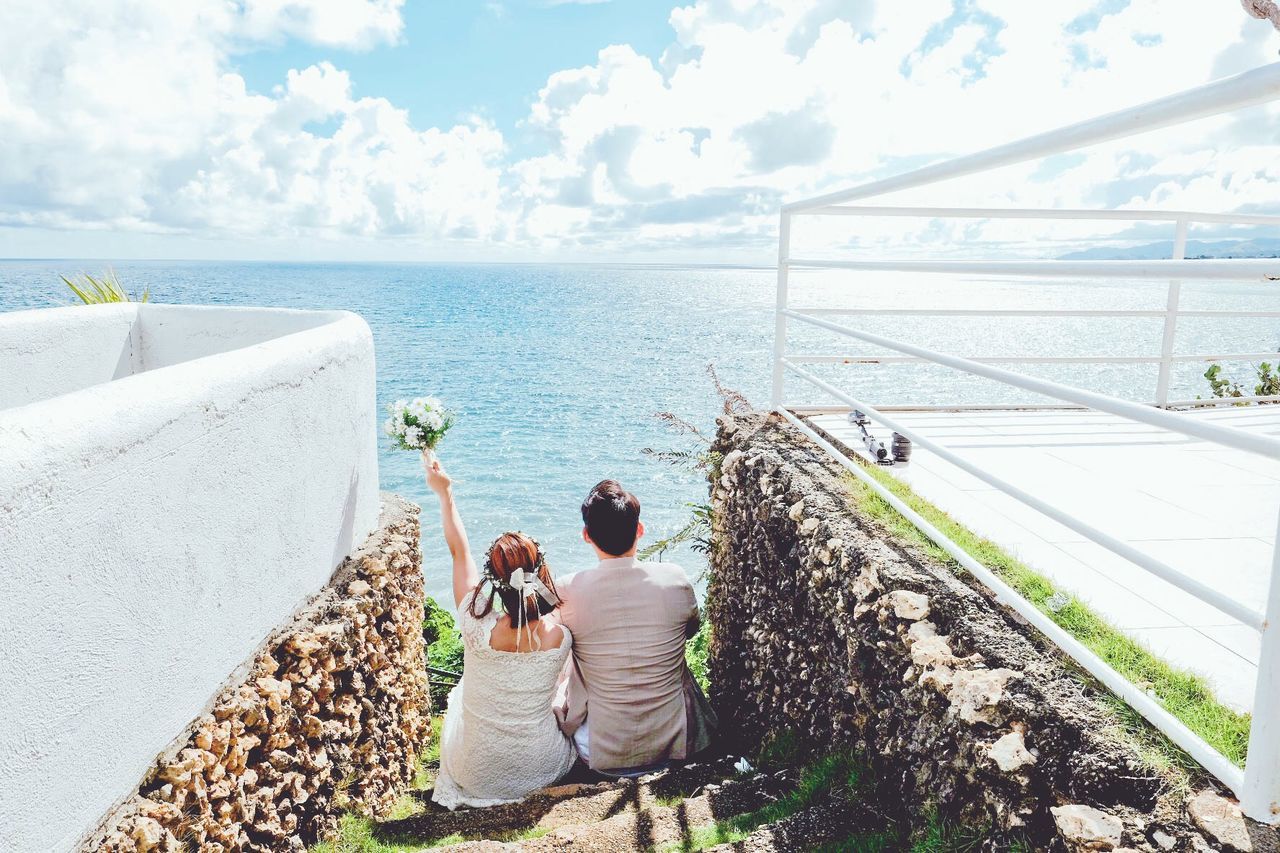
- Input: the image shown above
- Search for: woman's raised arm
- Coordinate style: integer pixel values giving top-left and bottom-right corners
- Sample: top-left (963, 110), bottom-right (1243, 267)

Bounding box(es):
top-left (424, 456), bottom-right (479, 609)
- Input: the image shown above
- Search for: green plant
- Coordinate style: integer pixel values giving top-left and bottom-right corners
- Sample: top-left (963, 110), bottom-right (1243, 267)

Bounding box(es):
top-left (61, 270), bottom-right (149, 304)
top-left (755, 729), bottom-right (803, 770)
top-left (1202, 360), bottom-right (1279, 404)
top-left (639, 363), bottom-right (748, 562)
top-left (423, 596), bottom-right (464, 708)
top-left (1255, 361), bottom-right (1280, 398)
top-left (658, 749), bottom-right (878, 852)
top-left (909, 811), bottom-right (989, 852)
top-left (639, 502), bottom-right (714, 561)
top-left (685, 616), bottom-right (711, 693)
top-left (1203, 363), bottom-right (1244, 400)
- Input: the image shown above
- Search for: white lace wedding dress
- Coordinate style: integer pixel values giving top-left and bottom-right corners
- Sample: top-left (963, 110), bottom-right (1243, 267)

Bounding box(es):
top-left (432, 593), bottom-right (578, 810)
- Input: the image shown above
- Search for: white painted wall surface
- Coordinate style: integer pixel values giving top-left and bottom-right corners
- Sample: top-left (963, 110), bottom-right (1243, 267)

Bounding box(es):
top-left (0, 303), bottom-right (381, 852)
top-left (0, 303), bottom-right (142, 409)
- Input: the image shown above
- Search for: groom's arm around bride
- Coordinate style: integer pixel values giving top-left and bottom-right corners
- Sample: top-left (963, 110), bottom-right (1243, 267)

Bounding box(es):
top-left (554, 480), bottom-right (717, 774)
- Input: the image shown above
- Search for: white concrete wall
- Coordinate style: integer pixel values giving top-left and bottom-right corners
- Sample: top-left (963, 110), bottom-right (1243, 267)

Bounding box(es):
top-left (0, 303), bottom-right (381, 852)
top-left (138, 303), bottom-right (336, 370)
top-left (0, 303), bottom-right (142, 409)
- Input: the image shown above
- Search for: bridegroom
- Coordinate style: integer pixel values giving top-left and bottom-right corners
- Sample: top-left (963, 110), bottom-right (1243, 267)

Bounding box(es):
top-left (554, 480), bottom-right (716, 775)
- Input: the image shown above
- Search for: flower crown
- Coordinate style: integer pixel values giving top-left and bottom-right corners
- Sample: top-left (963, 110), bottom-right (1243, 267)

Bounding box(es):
top-left (483, 534), bottom-right (560, 607)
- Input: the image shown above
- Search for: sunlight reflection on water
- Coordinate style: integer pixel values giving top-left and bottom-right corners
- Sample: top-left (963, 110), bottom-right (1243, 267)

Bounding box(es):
top-left (3, 261), bottom-right (1275, 602)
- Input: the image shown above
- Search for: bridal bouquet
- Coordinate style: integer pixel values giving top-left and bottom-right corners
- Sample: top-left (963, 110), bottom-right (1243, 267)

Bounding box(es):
top-left (384, 397), bottom-right (454, 462)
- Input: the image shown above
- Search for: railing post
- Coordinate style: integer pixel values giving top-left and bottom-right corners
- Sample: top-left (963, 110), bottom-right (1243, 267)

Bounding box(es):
top-left (1154, 218), bottom-right (1188, 407)
top-left (771, 212), bottom-right (792, 408)
top-left (1242, 512), bottom-right (1280, 824)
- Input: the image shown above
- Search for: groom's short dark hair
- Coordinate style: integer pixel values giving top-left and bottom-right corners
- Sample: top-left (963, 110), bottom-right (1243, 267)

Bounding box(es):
top-left (581, 479), bottom-right (641, 556)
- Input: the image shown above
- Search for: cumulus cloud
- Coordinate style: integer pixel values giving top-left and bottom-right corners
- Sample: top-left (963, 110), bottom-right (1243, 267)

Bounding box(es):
top-left (510, 0), bottom-right (1279, 256)
top-left (0, 0), bottom-right (1276, 257)
top-left (0, 0), bottom-right (503, 242)
top-left (237, 0), bottom-right (407, 48)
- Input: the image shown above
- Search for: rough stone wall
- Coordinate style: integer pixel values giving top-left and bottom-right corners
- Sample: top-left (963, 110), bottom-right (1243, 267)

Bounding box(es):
top-left (708, 413), bottom-right (1276, 852)
top-left (82, 493), bottom-right (430, 852)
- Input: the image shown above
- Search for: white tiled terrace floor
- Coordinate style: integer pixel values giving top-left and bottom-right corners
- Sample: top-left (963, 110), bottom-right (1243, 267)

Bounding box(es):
top-left (807, 406), bottom-right (1280, 712)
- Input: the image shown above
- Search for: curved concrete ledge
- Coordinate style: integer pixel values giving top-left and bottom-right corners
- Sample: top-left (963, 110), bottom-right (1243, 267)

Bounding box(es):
top-left (0, 303), bottom-right (380, 852)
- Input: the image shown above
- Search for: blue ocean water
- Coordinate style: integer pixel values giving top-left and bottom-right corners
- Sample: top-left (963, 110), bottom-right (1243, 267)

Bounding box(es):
top-left (0, 261), bottom-right (774, 600)
top-left (2, 260), bottom-right (1276, 601)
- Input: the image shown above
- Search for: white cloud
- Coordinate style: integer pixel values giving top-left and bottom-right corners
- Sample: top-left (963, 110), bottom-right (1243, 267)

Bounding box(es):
top-left (511, 0), bottom-right (1280, 257)
top-left (0, 0), bottom-right (1276, 259)
top-left (237, 0), bottom-right (406, 49)
top-left (0, 0), bottom-right (505, 243)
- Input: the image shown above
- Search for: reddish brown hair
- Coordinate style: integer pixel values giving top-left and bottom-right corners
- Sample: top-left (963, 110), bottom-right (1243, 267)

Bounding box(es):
top-left (469, 532), bottom-right (561, 628)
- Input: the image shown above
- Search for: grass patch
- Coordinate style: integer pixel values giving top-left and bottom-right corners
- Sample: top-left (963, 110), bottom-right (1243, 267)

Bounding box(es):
top-left (308, 813), bottom-right (408, 853)
top-left (755, 728), bottom-right (803, 771)
top-left (311, 819), bottom-right (547, 853)
top-left (310, 717), bottom-right (447, 852)
top-left (841, 461), bottom-right (1251, 770)
top-left (659, 747), bottom-right (1000, 852)
top-left (659, 749), bottom-right (877, 852)
top-left (908, 810), bottom-right (989, 852)
top-left (730, 751), bottom-right (870, 834)
top-left (659, 822), bottom-right (752, 851)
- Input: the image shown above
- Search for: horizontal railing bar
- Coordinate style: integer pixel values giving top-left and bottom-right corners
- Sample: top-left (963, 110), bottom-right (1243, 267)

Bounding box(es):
top-left (789, 355), bottom-right (1163, 364)
top-left (788, 353), bottom-right (1280, 365)
top-left (794, 308), bottom-right (1167, 317)
top-left (1172, 310), bottom-right (1280, 318)
top-left (785, 403), bottom-right (1092, 413)
top-left (783, 311), bottom-right (1280, 458)
top-left (789, 398), bottom-right (1280, 412)
top-left (784, 62), bottom-right (1280, 212)
top-left (790, 308), bottom-right (1280, 318)
top-left (784, 258), bottom-right (1280, 280)
top-left (781, 360), bottom-right (1267, 629)
top-left (799, 205), bottom-right (1280, 225)
top-left (777, 406), bottom-right (1248, 793)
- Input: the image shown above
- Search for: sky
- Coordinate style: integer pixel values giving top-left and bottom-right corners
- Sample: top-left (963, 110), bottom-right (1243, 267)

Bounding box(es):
top-left (0, 0), bottom-right (1276, 262)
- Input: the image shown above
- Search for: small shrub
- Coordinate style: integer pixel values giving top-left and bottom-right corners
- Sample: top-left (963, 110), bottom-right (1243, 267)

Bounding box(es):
top-left (1255, 361), bottom-right (1280, 398)
top-left (686, 618), bottom-right (711, 693)
top-left (62, 270), bottom-right (150, 304)
top-left (1202, 360), bottom-right (1279, 403)
top-left (423, 596), bottom-right (464, 709)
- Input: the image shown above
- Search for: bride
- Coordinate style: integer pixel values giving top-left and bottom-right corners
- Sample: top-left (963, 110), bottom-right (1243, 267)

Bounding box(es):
top-left (424, 456), bottom-right (578, 809)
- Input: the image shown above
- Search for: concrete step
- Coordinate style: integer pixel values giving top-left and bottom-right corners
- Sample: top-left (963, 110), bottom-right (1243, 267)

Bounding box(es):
top-left (434, 771), bottom-right (794, 852)
top-left (380, 756), bottom-right (744, 844)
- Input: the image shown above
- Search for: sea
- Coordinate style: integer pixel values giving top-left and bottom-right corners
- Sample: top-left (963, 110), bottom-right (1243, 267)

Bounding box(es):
top-left (2, 260), bottom-right (1276, 602)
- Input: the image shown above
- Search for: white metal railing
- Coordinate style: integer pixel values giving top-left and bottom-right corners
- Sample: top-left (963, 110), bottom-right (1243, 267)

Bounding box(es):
top-left (772, 62), bottom-right (1280, 823)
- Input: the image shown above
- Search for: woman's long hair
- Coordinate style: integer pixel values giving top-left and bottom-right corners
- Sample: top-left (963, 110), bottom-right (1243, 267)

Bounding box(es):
top-left (469, 532), bottom-right (561, 630)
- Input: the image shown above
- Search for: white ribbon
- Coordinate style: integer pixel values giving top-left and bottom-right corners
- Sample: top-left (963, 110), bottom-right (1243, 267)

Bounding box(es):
top-left (506, 568), bottom-right (560, 606)
top-left (505, 567), bottom-right (560, 652)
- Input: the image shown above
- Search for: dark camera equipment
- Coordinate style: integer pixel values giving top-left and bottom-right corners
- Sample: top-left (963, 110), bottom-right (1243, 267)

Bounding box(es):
top-left (891, 432), bottom-right (912, 463)
top-left (848, 410), bottom-right (890, 464)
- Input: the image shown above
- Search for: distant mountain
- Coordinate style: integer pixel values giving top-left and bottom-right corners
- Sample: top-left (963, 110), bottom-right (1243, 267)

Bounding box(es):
top-left (1059, 238), bottom-right (1280, 261)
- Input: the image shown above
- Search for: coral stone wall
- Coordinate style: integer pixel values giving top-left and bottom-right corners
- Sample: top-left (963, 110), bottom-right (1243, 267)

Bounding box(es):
top-left (707, 413), bottom-right (1274, 852)
top-left (82, 494), bottom-right (430, 852)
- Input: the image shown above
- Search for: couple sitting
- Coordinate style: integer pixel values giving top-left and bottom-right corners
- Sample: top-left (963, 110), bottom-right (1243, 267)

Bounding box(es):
top-left (423, 457), bottom-right (716, 810)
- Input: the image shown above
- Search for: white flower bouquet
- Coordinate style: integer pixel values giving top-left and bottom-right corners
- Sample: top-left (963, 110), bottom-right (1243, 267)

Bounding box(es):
top-left (384, 397), bottom-right (454, 463)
